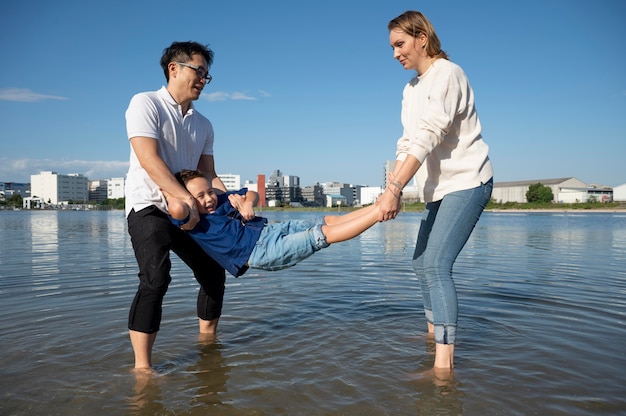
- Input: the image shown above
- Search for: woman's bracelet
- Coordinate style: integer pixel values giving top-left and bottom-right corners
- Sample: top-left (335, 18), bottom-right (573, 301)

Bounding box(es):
top-left (389, 180), bottom-right (403, 191)
top-left (387, 187), bottom-right (403, 198)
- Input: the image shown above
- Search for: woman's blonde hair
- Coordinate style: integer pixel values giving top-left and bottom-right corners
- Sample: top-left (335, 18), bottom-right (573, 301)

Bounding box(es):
top-left (388, 11), bottom-right (449, 60)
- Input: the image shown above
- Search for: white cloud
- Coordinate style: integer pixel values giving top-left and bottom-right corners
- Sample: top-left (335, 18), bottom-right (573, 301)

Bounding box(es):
top-left (203, 91), bottom-right (231, 101)
top-left (230, 92), bottom-right (256, 101)
top-left (202, 91), bottom-right (261, 102)
top-left (0, 157), bottom-right (128, 182)
top-left (0, 88), bottom-right (68, 102)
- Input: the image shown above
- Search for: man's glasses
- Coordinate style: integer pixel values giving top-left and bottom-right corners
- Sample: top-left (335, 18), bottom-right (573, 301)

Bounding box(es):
top-left (175, 62), bottom-right (212, 83)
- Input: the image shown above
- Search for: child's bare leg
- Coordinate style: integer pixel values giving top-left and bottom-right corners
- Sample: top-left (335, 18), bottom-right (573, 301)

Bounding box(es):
top-left (322, 205), bottom-right (380, 244)
top-left (324, 204), bottom-right (379, 226)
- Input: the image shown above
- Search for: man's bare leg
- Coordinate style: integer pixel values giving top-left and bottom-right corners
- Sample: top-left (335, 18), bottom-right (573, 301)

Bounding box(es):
top-left (130, 330), bottom-right (157, 370)
top-left (199, 317), bottom-right (219, 334)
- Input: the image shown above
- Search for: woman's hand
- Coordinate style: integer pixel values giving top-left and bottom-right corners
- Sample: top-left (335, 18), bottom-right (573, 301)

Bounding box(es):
top-left (377, 171), bottom-right (403, 221)
top-left (377, 188), bottom-right (402, 222)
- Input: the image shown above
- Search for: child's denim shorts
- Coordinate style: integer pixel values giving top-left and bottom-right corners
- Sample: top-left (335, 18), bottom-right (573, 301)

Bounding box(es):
top-left (247, 217), bottom-right (329, 271)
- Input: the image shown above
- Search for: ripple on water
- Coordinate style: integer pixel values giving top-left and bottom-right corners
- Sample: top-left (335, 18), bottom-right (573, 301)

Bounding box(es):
top-left (1, 210), bottom-right (626, 415)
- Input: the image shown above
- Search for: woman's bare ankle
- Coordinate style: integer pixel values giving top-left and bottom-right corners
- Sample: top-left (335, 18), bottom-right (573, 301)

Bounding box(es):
top-left (434, 343), bottom-right (455, 369)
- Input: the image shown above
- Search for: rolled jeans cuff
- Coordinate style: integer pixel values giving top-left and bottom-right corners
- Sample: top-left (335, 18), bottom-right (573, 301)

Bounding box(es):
top-left (434, 324), bottom-right (456, 345)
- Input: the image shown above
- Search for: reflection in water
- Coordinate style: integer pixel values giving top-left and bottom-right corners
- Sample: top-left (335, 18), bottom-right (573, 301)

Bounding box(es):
top-left (29, 211), bottom-right (60, 294)
top-left (611, 218), bottom-right (626, 262)
top-left (404, 336), bottom-right (465, 415)
top-left (365, 212), bottom-right (420, 255)
top-left (127, 334), bottom-right (232, 414)
top-left (186, 335), bottom-right (231, 408)
top-left (412, 368), bottom-right (464, 416)
top-left (128, 370), bottom-right (166, 415)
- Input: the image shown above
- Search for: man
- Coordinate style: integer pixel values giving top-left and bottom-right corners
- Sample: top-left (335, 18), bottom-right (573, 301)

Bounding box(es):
top-left (124, 41), bottom-right (227, 370)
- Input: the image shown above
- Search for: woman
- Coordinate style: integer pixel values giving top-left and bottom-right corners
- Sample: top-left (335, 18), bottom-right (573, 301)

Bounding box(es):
top-left (378, 11), bottom-right (494, 370)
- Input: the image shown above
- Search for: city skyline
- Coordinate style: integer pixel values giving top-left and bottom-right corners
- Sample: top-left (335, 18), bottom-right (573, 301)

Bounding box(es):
top-left (1, 1), bottom-right (625, 187)
top-left (2, 167), bottom-right (621, 190)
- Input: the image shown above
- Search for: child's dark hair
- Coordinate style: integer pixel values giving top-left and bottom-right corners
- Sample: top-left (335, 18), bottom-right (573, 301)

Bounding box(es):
top-left (175, 169), bottom-right (205, 187)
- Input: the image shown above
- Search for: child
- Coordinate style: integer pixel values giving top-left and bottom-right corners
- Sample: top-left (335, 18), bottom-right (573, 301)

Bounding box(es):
top-left (165, 170), bottom-right (381, 277)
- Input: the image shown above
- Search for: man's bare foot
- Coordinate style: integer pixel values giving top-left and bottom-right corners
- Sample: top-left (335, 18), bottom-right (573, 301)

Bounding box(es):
top-left (132, 367), bottom-right (158, 377)
top-left (198, 332), bottom-right (217, 345)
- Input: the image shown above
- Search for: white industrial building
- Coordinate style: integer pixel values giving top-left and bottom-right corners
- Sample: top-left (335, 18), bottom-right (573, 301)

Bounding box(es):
top-left (360, 186), bottom-right (383, 205)
top-left (30, 171), bottom-right (88, 204)
top-left (492, 177), bottom-right (614, 203)
top-left (612, 183), bottom-right (626, 202)
top-left (88, 177), bottom-right (126, 201)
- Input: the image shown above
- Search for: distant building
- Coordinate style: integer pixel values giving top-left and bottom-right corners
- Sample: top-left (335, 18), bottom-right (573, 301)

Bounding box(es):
top-left (108, 177), bottom-right (125, 199)
top-left (613, 183), bottom-right (626, 202)
top-left (325, 194), bottom-right (347, 208)
top-left (350, 184), bottom-right (364, 206)
top-left (384, 160), bottom-right (396, 189)
top-left (586, 184), bottom-right (613, 203)
top-left (360, 183), bottom-right (421, 205)
top-left (402, 183), bottom-right (421, 203)
top-left (22, 196), bottom-right (44, 209)
top-left (360, 186), bottom-right (383, 205)
top-left (0, 182), bottom-right (30, 199)
top-left (266, 170), bottom-right (301, 205)
top-left (492, 178), bottom-right (613, 203)
top-left (256, 174), bottom-right (266, 207)
top-left (219, 173), bottom-right (241, 191)
top-left (321, 182), bottom-right (355, 206)
top-left (243, 180), bottom-right (258, 193)
top-left (301, 183), bottom-right (325, 207)
top-left (89, 180), bottom-right (108, 202)
top-left (89, 178), bottom-right (125, 201)
top-left (30, 171), bottom-right (88, 204)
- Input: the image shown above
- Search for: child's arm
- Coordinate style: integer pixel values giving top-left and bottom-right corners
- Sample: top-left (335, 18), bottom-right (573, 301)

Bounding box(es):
top-left (228, 190), bottom-right (259, 221)
top-left (162, 190), bottom-right (191, 221)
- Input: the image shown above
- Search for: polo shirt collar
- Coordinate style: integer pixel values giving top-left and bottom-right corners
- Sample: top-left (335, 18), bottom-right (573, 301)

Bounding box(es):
top-left (158, 86), bottom-right (195, 115)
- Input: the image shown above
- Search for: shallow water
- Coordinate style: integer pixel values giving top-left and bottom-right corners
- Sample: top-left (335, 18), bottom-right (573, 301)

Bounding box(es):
top-left (1, 210), bottom-right (625, 415)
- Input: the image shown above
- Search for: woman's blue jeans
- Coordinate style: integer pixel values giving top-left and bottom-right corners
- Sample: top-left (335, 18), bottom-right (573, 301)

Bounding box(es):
top-left (412, 179), bottom-right (493, 345)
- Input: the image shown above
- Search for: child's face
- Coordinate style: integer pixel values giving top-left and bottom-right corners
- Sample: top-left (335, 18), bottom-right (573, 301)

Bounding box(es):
top-left (185, 176), bottom-right (218, 214)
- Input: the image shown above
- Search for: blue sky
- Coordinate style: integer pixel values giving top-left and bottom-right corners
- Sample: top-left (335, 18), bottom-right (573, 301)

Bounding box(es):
top-left (1, 0), bottom-right (625, 187)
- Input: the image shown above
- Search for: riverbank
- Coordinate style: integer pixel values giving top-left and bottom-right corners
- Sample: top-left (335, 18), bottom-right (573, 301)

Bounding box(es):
top-left (259, 203), bottom-right (626, 214)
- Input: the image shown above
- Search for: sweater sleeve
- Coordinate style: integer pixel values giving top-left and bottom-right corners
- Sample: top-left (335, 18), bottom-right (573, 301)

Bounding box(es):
top-left (396, 62), bottom-right (463, 164)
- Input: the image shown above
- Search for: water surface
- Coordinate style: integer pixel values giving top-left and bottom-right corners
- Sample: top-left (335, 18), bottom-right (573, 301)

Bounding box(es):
top-left (1, 210), bottom-right (625, 415)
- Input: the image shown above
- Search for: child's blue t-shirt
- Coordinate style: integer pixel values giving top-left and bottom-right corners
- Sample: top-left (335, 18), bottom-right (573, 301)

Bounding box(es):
top-left (170, 188), bottom-right (267, 276)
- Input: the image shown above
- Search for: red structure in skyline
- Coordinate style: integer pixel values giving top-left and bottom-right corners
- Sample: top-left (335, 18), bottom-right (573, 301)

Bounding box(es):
top-left (257, 174), bottom-right (266, 207)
